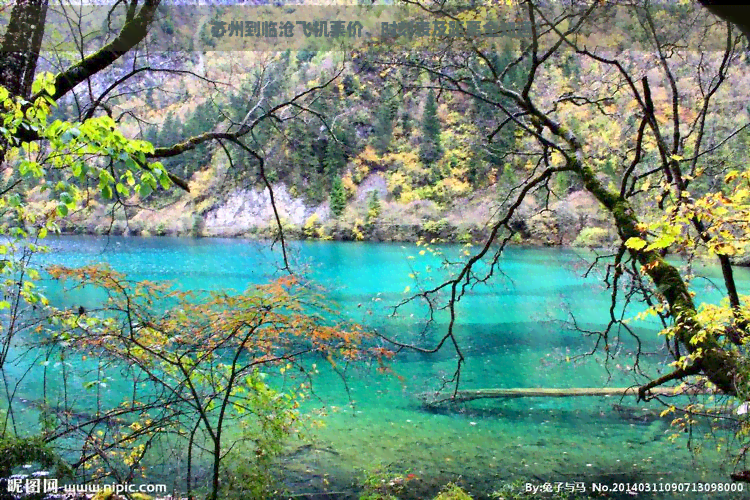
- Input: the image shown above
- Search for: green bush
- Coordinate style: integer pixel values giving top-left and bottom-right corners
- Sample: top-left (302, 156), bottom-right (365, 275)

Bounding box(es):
top-left (458, 230), bottom-right (473, 244)
top-left (358, 473), bottom-right (473, 500)
top-left (359, 468), bottom-right (401, 500)
top-left (571, 227), bottom-right (610, 248)
top-left (434, 483), bottom-right (472, 499)
top-left (219, 373), bottom-right (301, 499)
top-left (423, 218), bottom-right (450, 239)
top-left (366, 191), bottom-right (382, 227)
top-left (0, 435), bottom-right (71, 478)
top-left (191, 214), bottom-right (205, 237)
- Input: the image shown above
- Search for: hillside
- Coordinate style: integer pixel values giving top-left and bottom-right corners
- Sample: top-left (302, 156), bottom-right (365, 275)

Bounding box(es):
top-left (29, 19), bottom-right (750, 250)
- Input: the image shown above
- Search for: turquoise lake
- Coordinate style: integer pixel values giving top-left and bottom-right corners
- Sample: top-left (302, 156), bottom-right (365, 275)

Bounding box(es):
top-left (6, 236), bottom-right (750, 499)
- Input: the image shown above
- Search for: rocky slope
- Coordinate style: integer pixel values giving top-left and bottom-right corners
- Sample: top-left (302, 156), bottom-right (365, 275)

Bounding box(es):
top-left (56, 166), bottom-right (616, 249)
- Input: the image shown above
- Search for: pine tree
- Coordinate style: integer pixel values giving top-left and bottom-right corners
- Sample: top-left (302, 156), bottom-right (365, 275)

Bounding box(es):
top-left (419, 88), bottom-right (442, 165)
top-left (180, 102), bottom-right (214, 178)
top-left (161, 112), bottom-right (181, 147)
top-left (372, 99), bottom-right (398, 154)
top-left (288, 121), bottom-right (318, 174)
top-left (330, 177), bottom-right (346, 218)
top-left (159, 112), bottom-right (183, 184)
top-left (366, 190), bottom-right (381, 225)
top-left (400, 110), bottom-right (412, 138)
top-left (473, 44), bottom-right (526, 171)
top-left (323, 139), bottom-right (346, 182)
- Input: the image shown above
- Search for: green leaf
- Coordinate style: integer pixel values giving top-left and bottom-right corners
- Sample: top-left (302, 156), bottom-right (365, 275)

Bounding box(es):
top-left (59, 192), bottom-right (74, 205)
top-left (60, 128), bottom-right (80, 144)
top-left (98, 168), bottom-right (114, 186)
top-left (159, 173), bottom-right (171, 190)
top-left (56, 204), bottom-right (68, 217)
top-left (136, 183), bottom-right (152, 198)
top-left (101, 184), bottom-right (112, 200)
top-left (625, 237), bottom-right (647, 251)
top-left (141, 172), bottom-right (157, 188)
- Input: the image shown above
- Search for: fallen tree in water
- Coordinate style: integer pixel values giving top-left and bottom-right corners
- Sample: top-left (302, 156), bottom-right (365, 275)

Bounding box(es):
top-left (419, 386), bottom-right (708, 408)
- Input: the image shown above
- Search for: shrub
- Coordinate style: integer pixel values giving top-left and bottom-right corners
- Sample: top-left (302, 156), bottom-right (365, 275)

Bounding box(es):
top-left (458, 230), bottom-right (473, 244)
top-left (352, 218), bottom-right (365, 241)
top-left (423, 218), bottom-right (450, 239)
top-left (0, 435), bottom-right (71, 479)
top-left (571, 227), bottom-right (610, 248)
top-left (219, 373), bottom-right (301, 499)
top-left (434, 483), bottom-right (472, 500)
top-left (303, 213), bottom-right (323, 239)
top-left (191, 214), bottom-right (205, 237)
top-left (341, 172), bottom-right (358, 199)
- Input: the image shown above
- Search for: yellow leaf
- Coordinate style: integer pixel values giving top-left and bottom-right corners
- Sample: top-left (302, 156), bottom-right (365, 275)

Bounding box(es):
top-left (659, 405), bottom-right (675, 417)
top-left (625, 237), bottom-right (647, 250)
top-left (645, 234), bottom-right (674, 251)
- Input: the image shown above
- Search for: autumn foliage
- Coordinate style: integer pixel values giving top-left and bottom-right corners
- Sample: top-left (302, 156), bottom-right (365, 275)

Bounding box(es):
top-left (43, 265), bottom-right (370, 498)
top-left (47, 266), bottom-right (364, 368)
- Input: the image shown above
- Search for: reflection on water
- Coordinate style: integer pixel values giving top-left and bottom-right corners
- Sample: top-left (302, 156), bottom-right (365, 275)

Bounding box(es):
top-left (6, 236), bottom-right (748, 499)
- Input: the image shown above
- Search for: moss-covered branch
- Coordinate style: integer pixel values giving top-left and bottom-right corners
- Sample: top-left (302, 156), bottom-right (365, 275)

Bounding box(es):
top-left (574, 151), bottom-right (739, 395)
top-left (40, 0), bottom-right (160, 103)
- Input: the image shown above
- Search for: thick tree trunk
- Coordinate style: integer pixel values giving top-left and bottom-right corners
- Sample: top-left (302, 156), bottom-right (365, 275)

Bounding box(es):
top-left (575, 158), bottom-right (739, 396)
top-left (698, 3), bottom-right (750, 40)
top-left (47, 0), bottom-right (161, 102)
top-left (0, 0), bottom-right (48, 98)
top-left (528, 112), bottom-right (739, 396)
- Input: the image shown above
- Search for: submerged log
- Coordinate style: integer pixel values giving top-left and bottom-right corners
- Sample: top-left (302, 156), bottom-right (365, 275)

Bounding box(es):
top-left (420, 386), bottom-right (706, 407)
top-left (612, 403), bottom-right (733, 420)
top-left (19, 398), bottom-right (127, 426)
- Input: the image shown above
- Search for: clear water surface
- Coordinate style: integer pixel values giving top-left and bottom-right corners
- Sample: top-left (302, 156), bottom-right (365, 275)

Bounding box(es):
top-left (6, 236), bottom-right (749, 499)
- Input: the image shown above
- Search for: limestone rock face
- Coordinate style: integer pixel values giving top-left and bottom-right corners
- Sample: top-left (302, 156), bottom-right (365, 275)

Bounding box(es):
top-left (202, 185), bottom-right (323, 236)
top-left (355, 174), bottom-right (388, 203)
